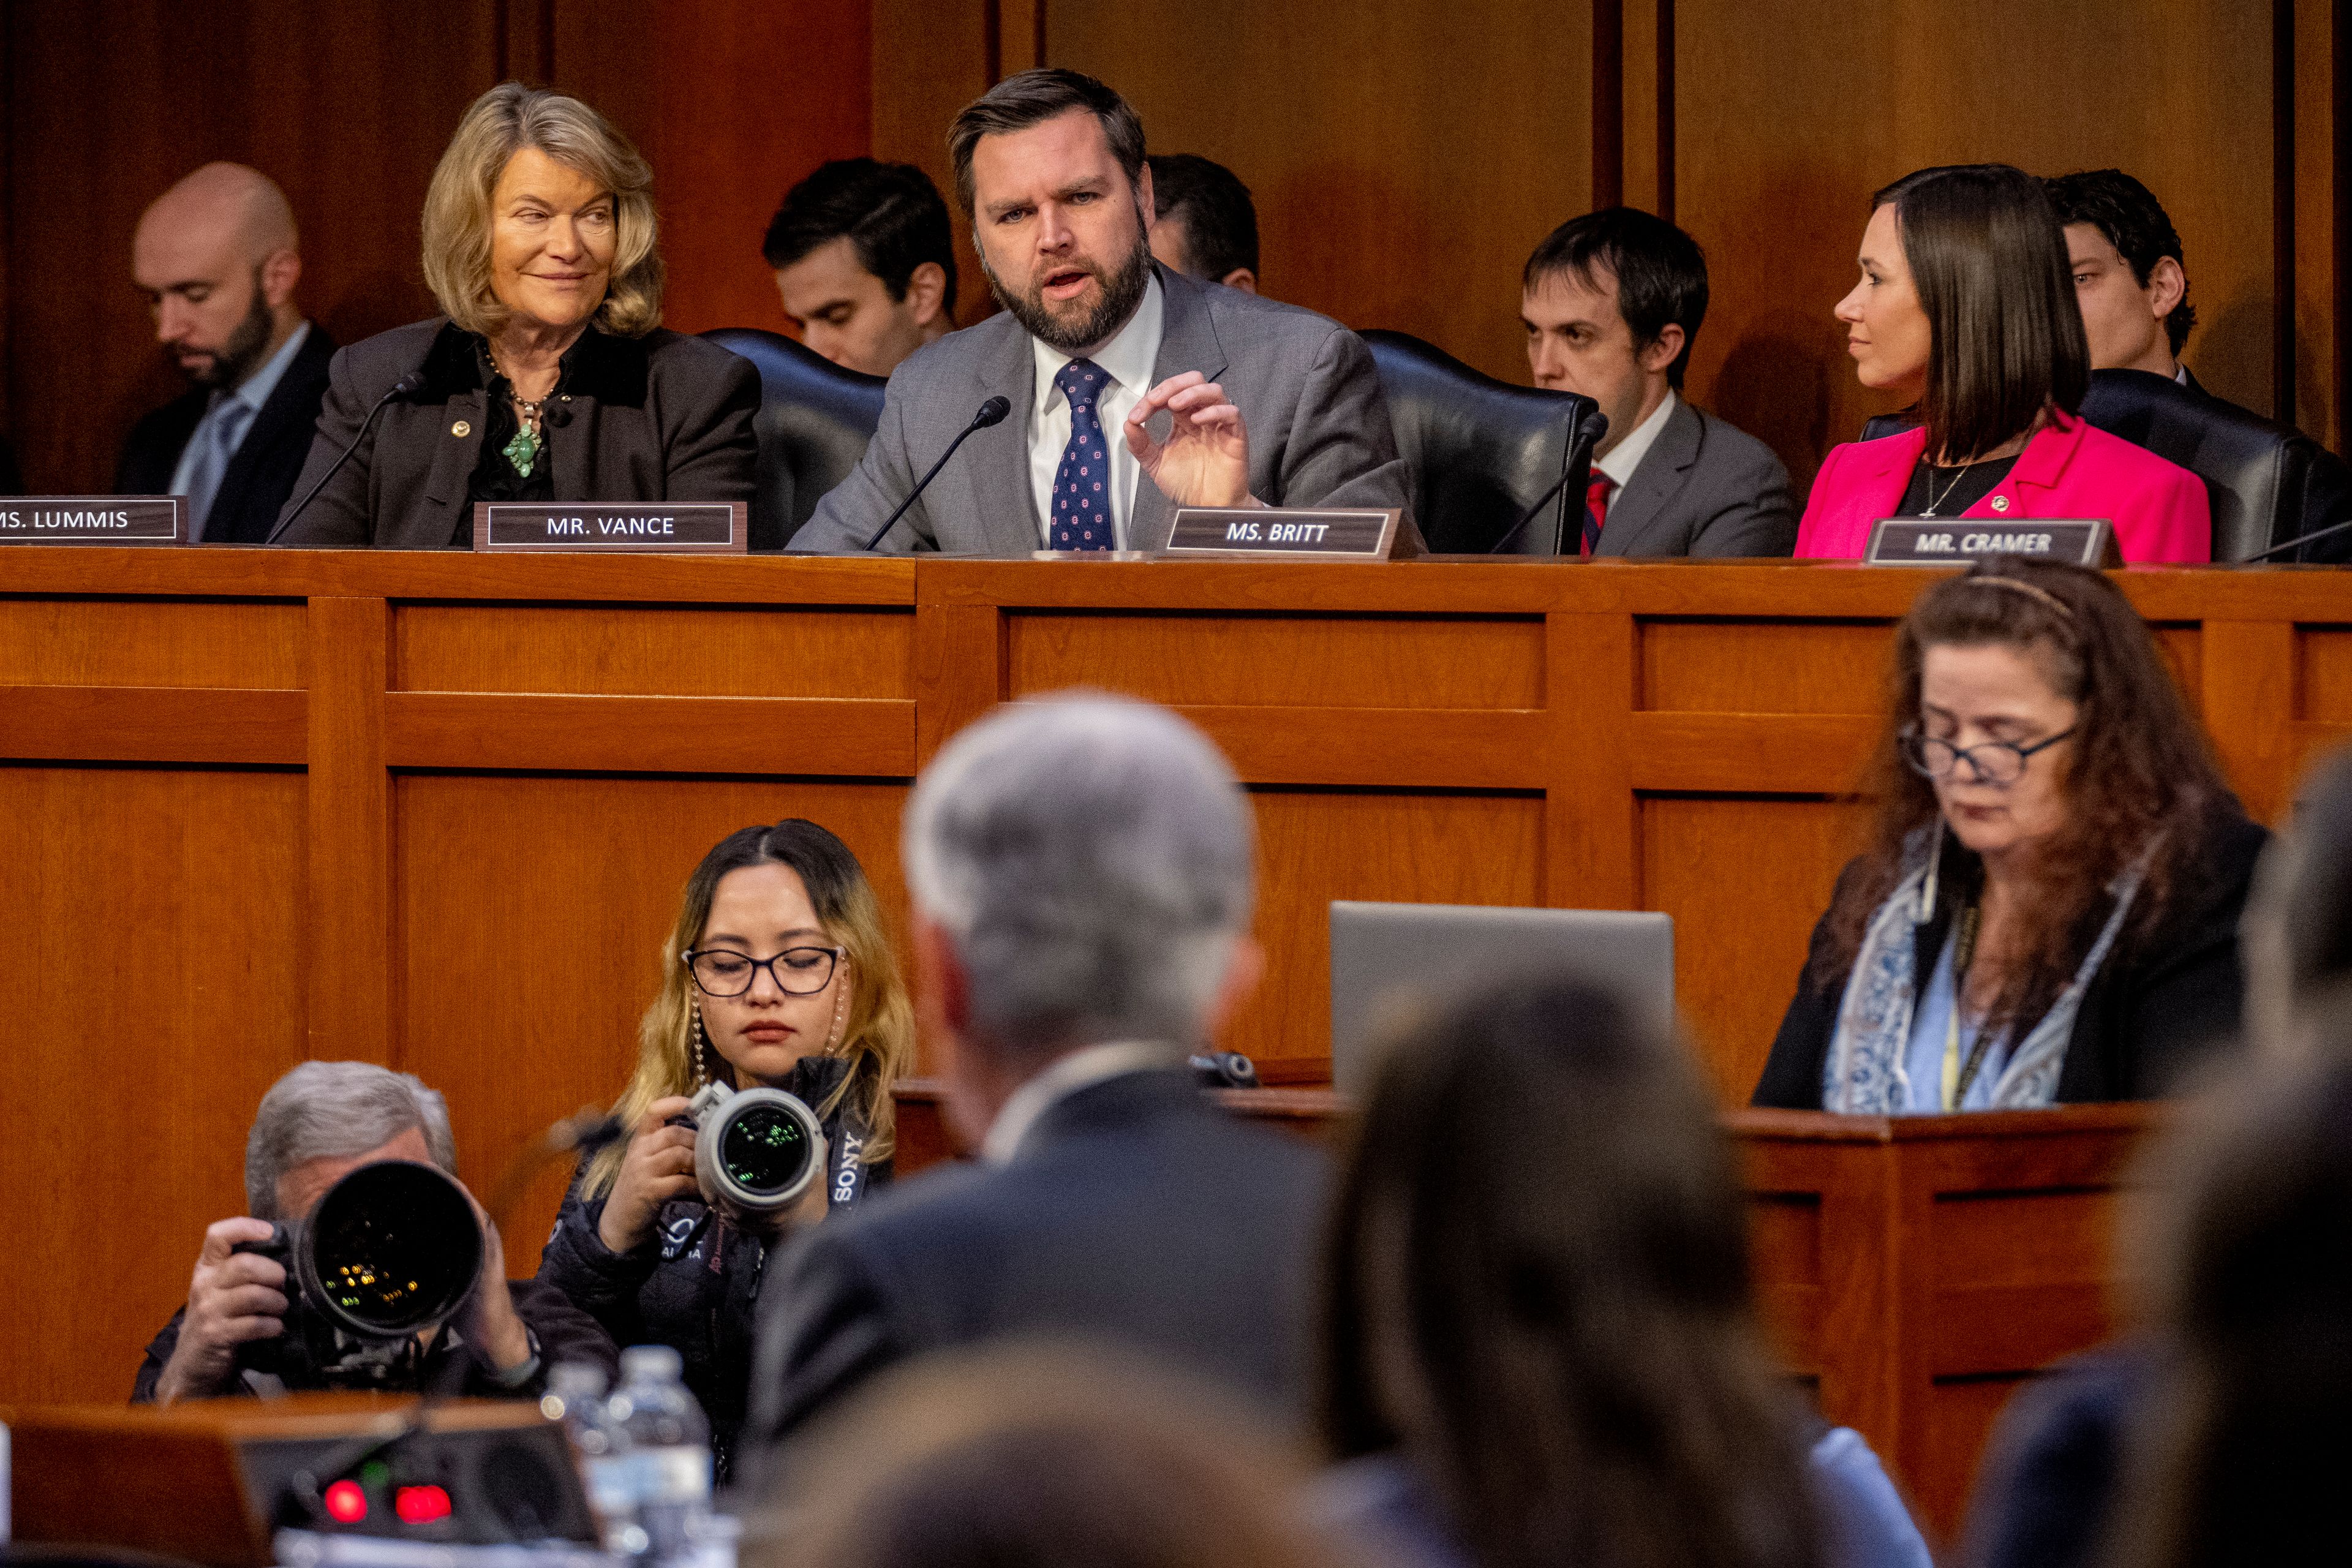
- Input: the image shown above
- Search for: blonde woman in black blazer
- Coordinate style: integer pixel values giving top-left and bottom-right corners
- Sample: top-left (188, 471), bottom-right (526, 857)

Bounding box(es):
top-left (276, 83), bottom-right (754, 548)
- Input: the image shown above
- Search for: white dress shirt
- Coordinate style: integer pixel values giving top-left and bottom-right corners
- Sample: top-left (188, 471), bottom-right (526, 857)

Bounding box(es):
top-left (981, 1039), bottom-right (1183, 1165)
top-left (168, 320), bottom-right (312, 502)
top-left (1594, 387), bottom-right (1678, 489)
top-left (1027, 276), bottom-right (1166, 548)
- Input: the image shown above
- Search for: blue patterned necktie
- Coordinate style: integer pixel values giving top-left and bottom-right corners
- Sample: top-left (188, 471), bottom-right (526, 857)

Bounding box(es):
top-left (1048, 358), bottom-right (1114, 551)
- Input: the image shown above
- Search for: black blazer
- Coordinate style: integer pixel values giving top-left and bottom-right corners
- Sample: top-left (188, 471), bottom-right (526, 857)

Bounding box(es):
top-left (113, 324), bottom-right (336, 543)
top-left (742, 1067), bottom-right (1329, 1458)
top-left (274, 317), bottom-right (758, 548)
top-left (1753, 810), bottom-right (2269, 1108)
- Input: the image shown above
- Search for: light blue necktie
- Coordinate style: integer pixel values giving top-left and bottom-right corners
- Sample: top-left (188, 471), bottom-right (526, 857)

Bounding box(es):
top-left (181, 394), bottom-right (256, 541)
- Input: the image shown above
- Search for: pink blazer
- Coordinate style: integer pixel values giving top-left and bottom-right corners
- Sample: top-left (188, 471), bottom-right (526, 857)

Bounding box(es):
top-left (1793, 412), bottom-right (2211, 562)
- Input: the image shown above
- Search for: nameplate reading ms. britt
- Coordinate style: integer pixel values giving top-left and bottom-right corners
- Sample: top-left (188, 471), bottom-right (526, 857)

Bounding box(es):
top-left (1162, 507), bottom-right (1402, 560)
top-left (1866, 518), bottom-right (2121, 568)
top-left (472, 502), bottom-right (748, 552)
top-left (0, 497), bottom-right (184, 545)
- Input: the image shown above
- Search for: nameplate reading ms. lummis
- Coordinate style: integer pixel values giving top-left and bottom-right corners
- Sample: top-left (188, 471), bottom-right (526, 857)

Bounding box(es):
top-left (1163, 507), bottom-right (1401, 560)
top-left (1865, 518), bottom-right (2121, 568)
top-left (472, 502), bottom-right (748, 552)
top-left (0, 497), bottom-right (184, 545)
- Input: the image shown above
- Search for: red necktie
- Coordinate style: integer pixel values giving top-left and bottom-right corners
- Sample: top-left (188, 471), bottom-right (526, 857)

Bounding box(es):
top-left (1582, 474), bottom-right (1615, 557)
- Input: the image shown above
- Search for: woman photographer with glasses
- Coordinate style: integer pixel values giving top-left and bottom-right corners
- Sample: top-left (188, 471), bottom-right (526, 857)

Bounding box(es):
top-left (537, 819), bottom-right (913, 1476)
top-left (1754, 559), bottom-right (2266, 1112)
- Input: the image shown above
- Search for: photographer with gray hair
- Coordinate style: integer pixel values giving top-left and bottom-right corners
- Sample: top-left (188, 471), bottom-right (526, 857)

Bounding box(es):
top-left (135, 1060), bottom-right (616, 1403)
top-left (744, 694), bottom-right (1327, 1460)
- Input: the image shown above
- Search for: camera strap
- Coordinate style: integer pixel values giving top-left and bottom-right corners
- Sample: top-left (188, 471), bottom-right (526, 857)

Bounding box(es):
top-left (827, 1102), bottom-right (871, 1210)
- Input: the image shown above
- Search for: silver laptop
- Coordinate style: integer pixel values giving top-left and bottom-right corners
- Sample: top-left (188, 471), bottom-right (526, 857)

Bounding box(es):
top-left (1328, 901), bottom-right (1675, 1096)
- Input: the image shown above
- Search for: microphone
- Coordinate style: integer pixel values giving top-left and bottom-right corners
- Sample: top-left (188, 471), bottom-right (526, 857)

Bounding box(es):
top-left (1489, 410), bottom-right (1608, 556)
top-left (860, 395), bottom-right (1013, 552)
top-left (265, 369), bottom-right (428, 545)
top-left (2239, 514), bottom-right (2352, 564)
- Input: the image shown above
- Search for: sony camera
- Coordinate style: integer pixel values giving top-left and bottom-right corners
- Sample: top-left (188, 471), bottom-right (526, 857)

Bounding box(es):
top-left (234, 1159), bottom-right (484, 1388)
top-left (679, 1081), bottom-right (825, 1214)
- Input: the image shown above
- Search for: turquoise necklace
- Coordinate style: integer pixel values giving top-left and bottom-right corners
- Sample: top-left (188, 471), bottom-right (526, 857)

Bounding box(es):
top-left (503, 392), bottom-right (549, 478)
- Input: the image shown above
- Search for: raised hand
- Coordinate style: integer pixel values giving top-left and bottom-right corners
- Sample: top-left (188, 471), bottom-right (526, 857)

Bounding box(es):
top-left (596, 1096), bottom-right (699, 1253)
top-left (1123, 371), bottom-right (1254, 508)
top-left (154, 1216), bottom-right (287, 1404)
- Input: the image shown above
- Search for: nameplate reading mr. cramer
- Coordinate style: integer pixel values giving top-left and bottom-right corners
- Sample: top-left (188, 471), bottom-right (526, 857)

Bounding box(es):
top-left (472, 502), bottom-right (747, 553)
top-left (1865, 518), bottom-right (2120, 567)
top-left (0, 497), bottom-right (184, 545)
top-left (1163, 507), bottom-right (1401, 560)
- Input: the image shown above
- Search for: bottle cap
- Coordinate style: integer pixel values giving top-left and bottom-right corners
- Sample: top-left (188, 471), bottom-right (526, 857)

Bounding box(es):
top-left (620, 1343), bottom-right (685, 1381)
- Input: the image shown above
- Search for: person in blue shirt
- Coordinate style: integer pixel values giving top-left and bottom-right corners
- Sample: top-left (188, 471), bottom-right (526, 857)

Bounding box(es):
top-left (1312, 969), bottom-right (1931, 1568)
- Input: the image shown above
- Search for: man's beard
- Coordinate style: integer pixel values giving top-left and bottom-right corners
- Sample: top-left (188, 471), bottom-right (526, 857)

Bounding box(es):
top-left (176, 273), bottom-right (275, 390)
top-left (983, 210), bottom-right (1152, 356)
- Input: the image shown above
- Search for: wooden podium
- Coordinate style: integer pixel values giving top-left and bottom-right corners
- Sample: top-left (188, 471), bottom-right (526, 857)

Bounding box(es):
top-left (891, 1082), bottom-right (2153, 1540)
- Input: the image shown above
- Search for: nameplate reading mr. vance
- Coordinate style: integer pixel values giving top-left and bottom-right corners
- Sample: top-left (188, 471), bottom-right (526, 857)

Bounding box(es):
top-left (1162, 507), bottom-right (1401, 560)
top-left (472, 502), bottom-right (747, 553)
top-left (1865, 518), bottom-right (2120, 567)
top-left (0, 497), bottom-right (184, 545)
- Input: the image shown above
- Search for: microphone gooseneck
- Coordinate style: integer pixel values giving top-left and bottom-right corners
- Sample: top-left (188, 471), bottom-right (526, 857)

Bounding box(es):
top-left (265, 369), bottom-right (428, 545)
top-left (2239, 514), bottom-right (2352, 564)
top-left (1489, 409), bottom-right (1608, 556)
top-left (860, 395), bottom-right (1014, 552)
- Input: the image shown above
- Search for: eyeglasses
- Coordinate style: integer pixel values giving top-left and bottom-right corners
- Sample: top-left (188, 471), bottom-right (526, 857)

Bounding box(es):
top-left (681, 946), bottom-right (845, 997)
top-left (1899, 726), bottom-right (2078, 786)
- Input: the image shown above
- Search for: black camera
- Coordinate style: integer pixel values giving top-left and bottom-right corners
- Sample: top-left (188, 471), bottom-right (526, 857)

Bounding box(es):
top-left (235, 1159), bottom-right (484, 1388)
top-left (679, 1081), bottom-right (824, 1213)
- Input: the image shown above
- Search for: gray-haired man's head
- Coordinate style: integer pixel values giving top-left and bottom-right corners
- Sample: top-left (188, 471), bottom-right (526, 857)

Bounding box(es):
top-left (903, 694), bottom-right (1256, 1063)
top-left (245, 1061), bottom-right (458, 1220)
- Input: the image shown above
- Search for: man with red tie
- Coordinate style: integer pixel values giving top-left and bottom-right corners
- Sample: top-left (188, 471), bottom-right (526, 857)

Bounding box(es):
top-left (1520, 208), bottom-right (1793, 557)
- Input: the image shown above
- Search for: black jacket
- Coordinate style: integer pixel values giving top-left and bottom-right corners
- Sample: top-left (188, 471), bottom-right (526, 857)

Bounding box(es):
top-left (741, 1067), bottom-right (1331, 1466)
top-left (113, 324), bottom-right (337, 543)
top-left (535, 1057), bottom-right (885, 1482)
top-left (130, 1278), bottom-right (616, 1402)
top-left (1963, 1344), bottom-right (2152, 1568)
top-left (1754, 810), bottom-right (2269, 1108)
top-left (273, 318), bottom-right (757, 548)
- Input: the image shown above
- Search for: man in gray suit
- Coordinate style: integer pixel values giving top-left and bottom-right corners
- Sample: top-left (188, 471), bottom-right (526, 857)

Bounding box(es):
top-left (790, 69), bottom-right (1409, 555)
top-left (1521, 208), bottom-right (1793, 557)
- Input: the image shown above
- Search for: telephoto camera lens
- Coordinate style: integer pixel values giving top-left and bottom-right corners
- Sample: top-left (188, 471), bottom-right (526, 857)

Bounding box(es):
top-left (301, 1161), bottom-right (484, 1338)
top-left (686, 1083), bottom-right (823, 1212)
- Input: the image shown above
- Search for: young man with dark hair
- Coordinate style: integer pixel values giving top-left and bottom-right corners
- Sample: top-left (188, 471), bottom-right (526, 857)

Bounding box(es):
top-left (2043, 169), bottom-right (2195, 383)
top-left (1520, 207), bottom-right (1792, 556)
top-left (1146, 153), bottom-right (1259, 293)
top-left (763, 158), bottom-right (958, 377)
top-left (791, 69), bottom-right (1408, 556)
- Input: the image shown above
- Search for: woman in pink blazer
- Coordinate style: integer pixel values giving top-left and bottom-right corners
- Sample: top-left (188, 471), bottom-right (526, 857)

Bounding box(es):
top-left (1796, 164), bottom-right (2210, 564)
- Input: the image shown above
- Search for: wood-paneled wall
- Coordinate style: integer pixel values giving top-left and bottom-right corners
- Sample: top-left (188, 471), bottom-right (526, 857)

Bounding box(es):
top-left (3, 2), bottom-right (2343, 491)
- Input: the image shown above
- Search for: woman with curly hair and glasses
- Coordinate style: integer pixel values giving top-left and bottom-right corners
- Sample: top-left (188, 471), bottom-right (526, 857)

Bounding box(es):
top-left (1755, 558), bottom-right (2266, 1112)
top-left (537, 819), bottom-right (912, 1478)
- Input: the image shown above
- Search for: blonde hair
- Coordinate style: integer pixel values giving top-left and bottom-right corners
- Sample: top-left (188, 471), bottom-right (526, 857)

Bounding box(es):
top-left (421, 81), bottom-right (663, 339)
top-left (584, 820), bottom-right (913, 1199)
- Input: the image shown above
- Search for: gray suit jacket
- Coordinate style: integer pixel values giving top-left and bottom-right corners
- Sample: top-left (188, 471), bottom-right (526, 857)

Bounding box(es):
top-left (790, 265), bottom-right (1412, 554)
top-left (274, 317), bottom-right (758, 548)
top-left (1595, 400), bottom-right (1795, 557)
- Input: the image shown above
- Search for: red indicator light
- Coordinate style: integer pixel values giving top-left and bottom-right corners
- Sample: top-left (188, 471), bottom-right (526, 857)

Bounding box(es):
top-left (395, 1485), bottom-right (453, 1525)
top-left (323, 1480), bottom-right (368, 1524)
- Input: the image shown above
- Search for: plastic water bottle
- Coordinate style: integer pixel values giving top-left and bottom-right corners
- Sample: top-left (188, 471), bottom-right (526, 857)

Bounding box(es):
top-left (609, 1345), bottom-right (712, 1564)
top-left (546, 1362), bottom-right (644, 1555)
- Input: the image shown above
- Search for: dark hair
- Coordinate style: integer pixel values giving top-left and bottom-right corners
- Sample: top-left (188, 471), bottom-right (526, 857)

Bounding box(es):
top-left (1522, 206), bottom-right (1709, 390)
top-left (1818, 559), bottom-right (2237, 1036)
top-left (1872, 165), bottom-right (2089, 462)
top-left (2044, 168), bottom-right (2196, 356)
top-left (761, 157), bottom-right (957, 318)
top-left (1321, 971), bottom-right (1821, 1568)
top-left (1145, 153), bottom-right (1258, 281)
top-left (751, 1346), bottom-right (1332, 1568)
top-left (2110, 1041), bottom-right (2352, 1568)
top-left (948, 68), bottom-right (1145, 219)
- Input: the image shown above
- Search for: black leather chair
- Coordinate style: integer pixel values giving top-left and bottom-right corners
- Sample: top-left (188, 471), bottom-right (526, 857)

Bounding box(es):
top-left (1855, 372), bottom-right (2341, 561)
top-left (699, 328), bottom-right (888, 550)
top-left (1360, 330), bottom-right (1605, 555)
